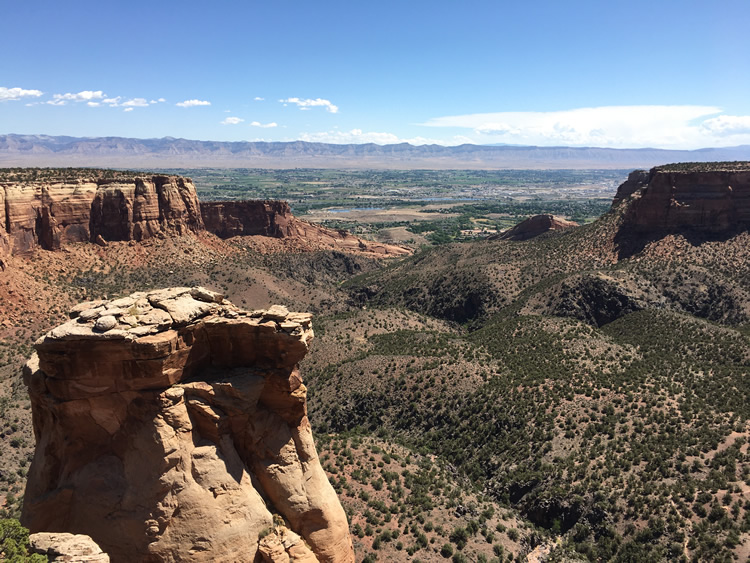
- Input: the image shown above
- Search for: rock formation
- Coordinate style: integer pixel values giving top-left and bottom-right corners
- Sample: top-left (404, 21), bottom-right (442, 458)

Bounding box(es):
top-left (496, 214), bottom-right (579, 241)
top-left (0, 174), bottom-right (409, 258)
top-left (612, 162), bottom-right (750, 232)
top-left (21, 287), bottom-right (354, 563)
top-left (0, 176), bottom-right (203, 254)
top-left (29, 532), bottom-right (110, 562)
top-left (201, 200), bottom-right (411, 256)
top-left (200, 200), bottom-right (299, 239)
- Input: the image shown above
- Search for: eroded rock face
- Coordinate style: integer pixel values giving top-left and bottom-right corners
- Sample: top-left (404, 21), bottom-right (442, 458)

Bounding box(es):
top-left (21, 288), bottom-right (354, 563)
top-left (613, 163), bottom-right (750, 232)
top-left (201, 199), bottom-right (411, 256)
top-left (497, 214), bottom-right (579, 241)
top-left (0, 176), bottom-right (203, 254)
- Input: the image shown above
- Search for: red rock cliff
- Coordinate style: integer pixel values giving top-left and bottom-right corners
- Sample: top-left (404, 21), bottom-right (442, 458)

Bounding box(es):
top-left (613, 162), bottom-right (750, 232)
top-left (0, 175), bottom-right (203, 254)
top-left (21, 288), bottom-right (354, 563)
top-left (200, 200), bottom-right (298, 238)
top-left (201, 199), bottom-right (411, 256)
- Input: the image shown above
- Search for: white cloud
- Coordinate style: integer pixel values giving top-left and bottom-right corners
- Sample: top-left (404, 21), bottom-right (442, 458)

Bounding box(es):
top-left (51, 90), bottom-right (106, 105)
top-left (701, 115), bottom-right (750, 136)
top-left (122, 98), bottom-right (149, 107)
top-left (299, 128), bottom-right (447, 146)
top-left (0, 87), bottom-right (43, 102)
top-left (102, 97), bottom-right (121, 106)
top-left (221, 116), bottom-right (244, 125)
top-left (279, 97), bottom-right (338, 113)
top-left (176, 99), bottom-right (211, 107)
top-left (123, 107), bottom-right (134, 112)
top-left (418, 105), bottom-right (750, 149)
top-left (250, 121), bottom-right (277, 128)
top-left (254, 96), bottom-right (264, 101)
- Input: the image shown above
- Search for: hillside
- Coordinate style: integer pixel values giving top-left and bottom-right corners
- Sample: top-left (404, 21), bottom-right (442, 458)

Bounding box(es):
top-left (1, 164), bottom-right (749, 561)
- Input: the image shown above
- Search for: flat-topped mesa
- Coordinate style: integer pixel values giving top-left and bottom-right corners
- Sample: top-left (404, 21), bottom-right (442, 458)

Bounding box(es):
top-left (0, 175), bottom-right (203, 254)
top-left (21, 287), bottom-right (354, 563)
top-left (200, 200), bottom-right (298, 238)
top-left (612, 162), bottom-right (750, 232)
top-left (0, 174), bottom-right (411, 257)
top-left (201, 199), bottom-right (412, 256)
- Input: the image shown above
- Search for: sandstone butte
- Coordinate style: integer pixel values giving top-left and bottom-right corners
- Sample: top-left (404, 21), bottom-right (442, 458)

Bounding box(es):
top-left (0, 175), bottom-right (410, 260)
top-left (20, 286), bottom-right (355, 563)
top-left (612, 162), bottom-right (750, 232)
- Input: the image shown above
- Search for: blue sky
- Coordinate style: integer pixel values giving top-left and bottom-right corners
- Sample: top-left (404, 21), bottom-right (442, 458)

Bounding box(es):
top-left (2, 0), bottom-right (749, 149)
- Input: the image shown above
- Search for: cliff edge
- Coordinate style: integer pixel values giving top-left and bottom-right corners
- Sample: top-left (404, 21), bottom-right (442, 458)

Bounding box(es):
top-left (21, 287), bottom-right (354, 563)
top-left (612, 162), bottom-right (750, 232)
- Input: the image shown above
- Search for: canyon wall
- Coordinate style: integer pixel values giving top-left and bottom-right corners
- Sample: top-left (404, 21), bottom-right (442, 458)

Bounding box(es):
top-left (201, 200), bottom-right (411, 256)
top-left (0, 177), bottom-right (409, 257)
top-left (200, 200), bottom-right (298, 238)
top-left (613, 163), bottom-right (750, 232)
top-left (0, 176), bottom-right (203, 254)
top-left (21, 287), bottom-right (354, 563)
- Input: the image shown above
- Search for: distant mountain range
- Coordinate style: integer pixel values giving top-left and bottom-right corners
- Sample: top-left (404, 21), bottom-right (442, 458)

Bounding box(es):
top-left (1, 134), bottom-right (749, 170)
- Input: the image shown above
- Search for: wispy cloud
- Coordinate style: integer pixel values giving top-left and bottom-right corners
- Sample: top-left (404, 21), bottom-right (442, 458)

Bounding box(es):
top-left (250, 121), bottom-right (277, 128)
top-left (419, 105), bottom-right (750, 149)
top-left (176, 99), bottom-right (211, 108)
top-left (254, 97), bottom-right (265, 101)
top-left (221, 116), bottom-right (244, 125)
top-left (279, 97), bottom-right (338, 113)
top-left (0, 86), bottom-right (43, 102)
top-left (701, 115), bottom-right (750, 136)
top-left (122, 98), bottom-right (149, 107)
top-left (123, 107), bottom-right (134, 112)
top-left (299, 128), bottom-right (445, 146)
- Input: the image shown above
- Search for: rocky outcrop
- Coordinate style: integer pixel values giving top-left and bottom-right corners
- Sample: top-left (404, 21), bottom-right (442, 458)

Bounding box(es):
top-left (613, 162), bottom-right (750, 233)
top-left (201, 200), bottom-right (411, 256)
top-left (29, 532), bottom-right (110, 562)
top-left (21, 288), bottom-right (354, 563)
top-left (496, 214), bottom-right (579, 241)
top-left (0, 176), bottom-right (203, 254)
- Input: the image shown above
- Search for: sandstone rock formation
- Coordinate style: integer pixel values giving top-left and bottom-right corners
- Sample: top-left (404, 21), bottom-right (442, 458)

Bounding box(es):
top-left (201, 200), bottom-right (411, 256)
top-left (496, 214), bottom-right (579, 241)
top-left (29, 532), bottom-right (110, 562)
top-left (21, 288), bottom-right (354, 563)
top-left (613, 162), bottom-right (750, 232)
top-left (0, 175), bottom-right (203, 254)
top-left (0, 174), bottom-right (409, 258)
top-left (201, 200), bottom-right (299, 239)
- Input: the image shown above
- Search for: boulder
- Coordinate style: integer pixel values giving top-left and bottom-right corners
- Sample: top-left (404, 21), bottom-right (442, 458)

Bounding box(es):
top-left (29, 532), bottom-right (109, 562)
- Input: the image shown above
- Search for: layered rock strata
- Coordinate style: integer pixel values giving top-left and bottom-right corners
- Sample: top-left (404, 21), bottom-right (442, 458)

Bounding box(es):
top-left (0, 176), bottom-right (409, 257)
top-left (21, 287), bottom-right (354, 563)
top-left (612, 162), bottom-right (750, 232)
top-left (0, 176), bottom-right (203, 254)
top-left (201, 200), bottom-right (411, 256)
